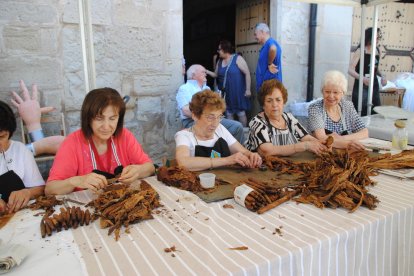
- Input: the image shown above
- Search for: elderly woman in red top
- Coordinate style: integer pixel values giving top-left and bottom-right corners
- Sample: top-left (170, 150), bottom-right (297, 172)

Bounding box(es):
top-left (46, 88), bottom-right (154, 195)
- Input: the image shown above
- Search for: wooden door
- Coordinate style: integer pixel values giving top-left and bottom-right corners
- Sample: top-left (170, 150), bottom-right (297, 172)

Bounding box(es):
top-left (235, 0), bottom-right (270, 117)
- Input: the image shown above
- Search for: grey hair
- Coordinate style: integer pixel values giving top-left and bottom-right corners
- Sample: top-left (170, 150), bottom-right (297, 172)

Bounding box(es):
top-left (186, 64), bottom-right (201, 80)
top-left (322, 70), bottom-right (347, 93)
top-left (255, 23), bottom-right (270, 33)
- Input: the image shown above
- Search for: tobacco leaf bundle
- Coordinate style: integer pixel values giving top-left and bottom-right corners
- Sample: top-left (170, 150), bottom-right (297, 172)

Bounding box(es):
top-left (368, 149), bottom-right (414, 170)
top-left (294, 150), bottom-right (379, 212)
top-left (157, 166), bottom-right (204, 192)
top-left (29, 195), bottom-right (63, 212)
top-left (87, 180), bottom-right (161, 241)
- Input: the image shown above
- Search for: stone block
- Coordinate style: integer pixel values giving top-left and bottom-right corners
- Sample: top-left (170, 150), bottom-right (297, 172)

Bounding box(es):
top-left (150, 0), bottom-right (182, 12)
top-left (95, 26), bottom-right (163, 72)
top-left (62, 27), bottom-right (83, 72)
top-left (63, 72), bottom-right (86, 112)
top-left (63, 0), bottom-right (112, 25)
top-left (132, 73), bottom-right (173, 96)
top-left (95, 71), bottom-right (121, 91)
top-left (0, 2), bottom-right (57, 24)
top-left (113, 3), bottom-right (158, 27)
top-left (164, 13), bottom-right (183, 58)
top-left (136, 96), bottom-right (162, 113)
top-left (3, 26), bottom-right (59, 55)
top-left (0, 57), bottom-right (63, 88)
top-left (3, 26), bottom-right (41, 52)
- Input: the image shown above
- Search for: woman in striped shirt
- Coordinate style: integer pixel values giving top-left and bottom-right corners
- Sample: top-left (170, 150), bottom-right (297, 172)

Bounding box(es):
top-left (247, 80), bottom-right (327, 157)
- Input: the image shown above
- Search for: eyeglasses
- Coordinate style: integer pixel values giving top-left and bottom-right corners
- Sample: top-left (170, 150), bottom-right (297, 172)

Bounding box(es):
top-left (203, 114), bottom-right (224, 122)
top-left (322, 90), bottom-right (343, 96)
top-left (217, 48), bottom-right (222, 52)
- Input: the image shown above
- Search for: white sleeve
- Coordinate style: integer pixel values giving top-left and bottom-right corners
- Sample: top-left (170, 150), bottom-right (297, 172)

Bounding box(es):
top-left (217, 124), bottom-right (237, 146)
top-left (175, 130), bottom-right (193, 148)
top-left (20, 143), bottom-right (45, 187)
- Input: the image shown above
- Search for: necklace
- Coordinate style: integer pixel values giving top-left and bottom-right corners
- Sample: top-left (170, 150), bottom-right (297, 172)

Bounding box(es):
top-left (191, 125), bottom-right (214, 141)
top-left (270, 116), bottom-right (285, 128)
top-left (326, 105), bottom-right (341, 121)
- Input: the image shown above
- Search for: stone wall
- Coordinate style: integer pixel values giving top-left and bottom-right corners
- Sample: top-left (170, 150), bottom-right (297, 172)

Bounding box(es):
top-left (0, 0), bottom-right (183, 170)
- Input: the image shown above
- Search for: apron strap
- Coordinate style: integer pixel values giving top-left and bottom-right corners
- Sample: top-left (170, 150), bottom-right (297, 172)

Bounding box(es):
top-left (88, 138), bottom-right (122, 171)
top-left (323, 101), bottom-right (348, 133)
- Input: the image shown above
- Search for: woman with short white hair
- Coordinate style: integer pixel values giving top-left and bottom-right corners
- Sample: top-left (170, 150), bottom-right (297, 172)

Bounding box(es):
top-left (308, 70), bottom-right (368, 150)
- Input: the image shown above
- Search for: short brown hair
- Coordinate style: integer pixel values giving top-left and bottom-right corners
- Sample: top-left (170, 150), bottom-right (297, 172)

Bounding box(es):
top-left (219, 40), bottom-right (233, 54)
top-left (258, 79), bottom-right (288, 106)
top-left (189, 89), bottom-right (225, 118)
top-left (81, 88), bottom-right (126, 138)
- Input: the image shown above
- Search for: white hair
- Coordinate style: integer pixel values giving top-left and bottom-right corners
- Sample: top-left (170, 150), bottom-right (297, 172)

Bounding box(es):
top-left (255, 23), bottom-right (270, 33)
top-left (186, 64), bottom-right (201, 80)
top-left (322, 70), bottom-right (347, 93)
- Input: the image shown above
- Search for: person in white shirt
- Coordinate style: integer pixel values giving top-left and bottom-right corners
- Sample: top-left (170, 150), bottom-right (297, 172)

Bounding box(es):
top-left (0, 100), bottom-right (44, 214)
top-left (175, 90), bottom-right (261, 171)
top-left (176, 64), bottom-right (245, 144)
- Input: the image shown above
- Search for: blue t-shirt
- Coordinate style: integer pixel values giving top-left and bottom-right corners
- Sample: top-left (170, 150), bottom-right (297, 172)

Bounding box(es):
top-left (256, 37), bottom-right (282, 91)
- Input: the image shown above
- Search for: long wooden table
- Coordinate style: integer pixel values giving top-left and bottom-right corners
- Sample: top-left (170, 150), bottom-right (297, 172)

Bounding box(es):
top-left (3, 171), bottom-right (414, 276)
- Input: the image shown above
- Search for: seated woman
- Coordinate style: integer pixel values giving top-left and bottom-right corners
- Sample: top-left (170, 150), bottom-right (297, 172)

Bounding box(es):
top-left (45, 88), bottom-right (154, 195)
top-left (0, 100), bottom-right (44, 214)
top-left (246, 79), bottom-right (326, 156)
top-left (308, 70), bottom-right (368, 150)
top-left (175, 89), bottom-right (262, 171)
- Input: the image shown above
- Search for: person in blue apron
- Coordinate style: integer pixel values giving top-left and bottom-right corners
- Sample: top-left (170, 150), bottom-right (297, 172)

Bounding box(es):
top-left (175, 90), bottom-right (262, 171)
top-left (0, 100), bottom-right (45, 214)
top-left (45, 88), bottom-right (154, 195)
top-left (308, 71), bottom-right (368, 151)
top-left (246, 80), bottom-right (326, 156)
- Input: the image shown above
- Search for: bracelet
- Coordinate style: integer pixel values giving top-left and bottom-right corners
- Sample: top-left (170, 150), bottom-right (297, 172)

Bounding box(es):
top-left (26, 142), bottom-right (36, 156)
top-left (28, 129), bottom-right (45, 142)
top-left (210, 157), bottom-right (213, 170)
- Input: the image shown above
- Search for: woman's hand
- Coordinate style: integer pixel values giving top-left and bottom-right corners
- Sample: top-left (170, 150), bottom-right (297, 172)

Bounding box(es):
top-left (0, 199), bottom-right (7, 215)
top-left (268, 64), bottom-right (278, 74)
top-left (306, 141), bottom-right (328, 155)
top-left (346, 140), bottom-right (366, 152)
top-left (77, 173), bottom-right (107, 192)
top-left (7, 189), bottom-right (32, 213)
top-left (248, 152), bottom-right (262, 168)
top-left (227, 152), bottom-right (252, 168)
top-left (118, 165), bottom-right (141, 184)
top-left (245, 90), bottom-right (252, 97)
top-left (362, 77), bottom-right (370, 86)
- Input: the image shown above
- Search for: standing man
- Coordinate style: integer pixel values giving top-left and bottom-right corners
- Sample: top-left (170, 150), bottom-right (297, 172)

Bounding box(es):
top-left (176, 64), bottom-right (245, 144)
top-left (254, 23), bottom-right (282, 92)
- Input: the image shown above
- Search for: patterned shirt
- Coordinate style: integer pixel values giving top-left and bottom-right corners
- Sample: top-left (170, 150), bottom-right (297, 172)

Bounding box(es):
top-left (247, 112), bottom-right (308, 152)
top-left (308, 99), bottom-right (365, 134)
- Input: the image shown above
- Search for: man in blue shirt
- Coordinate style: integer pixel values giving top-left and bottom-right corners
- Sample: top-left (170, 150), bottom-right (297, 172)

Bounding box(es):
top-left (254, 23), bottom-right (282, 92)
top-left (176, 64), bottom-right (245, 144)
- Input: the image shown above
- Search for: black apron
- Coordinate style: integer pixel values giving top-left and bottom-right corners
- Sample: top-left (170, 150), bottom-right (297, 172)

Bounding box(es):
top-left (88, 137), bottom-right (123, 179)
top-left (323, 103), bottom-right (350, 136)
top-left (192, 128), bottom-right (231, 158)
top-left (0, 151), bottom-right (25, 202)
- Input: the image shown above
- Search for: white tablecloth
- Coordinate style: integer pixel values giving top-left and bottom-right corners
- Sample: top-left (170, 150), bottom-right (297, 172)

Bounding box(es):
top-left (2, 174), bottom-right (414, 276)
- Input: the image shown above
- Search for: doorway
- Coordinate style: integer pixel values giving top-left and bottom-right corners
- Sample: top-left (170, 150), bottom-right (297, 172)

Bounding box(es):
top-left (183, 0), bottom-right (236, 88)
top-left (183, 0), bottom-right (270, 118)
